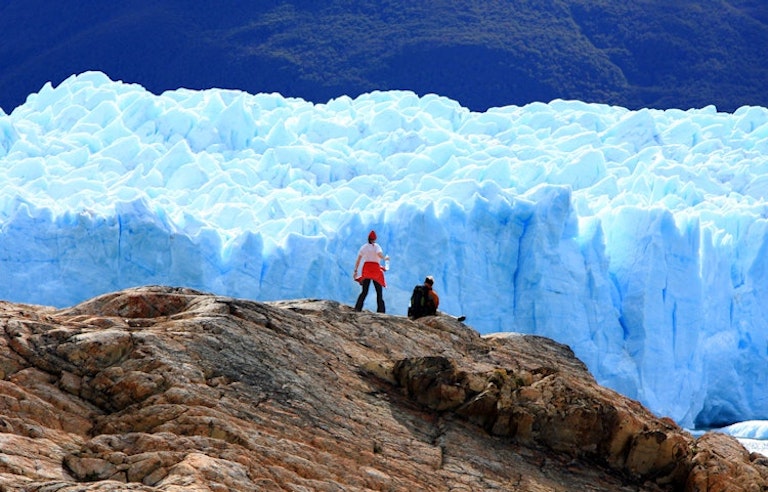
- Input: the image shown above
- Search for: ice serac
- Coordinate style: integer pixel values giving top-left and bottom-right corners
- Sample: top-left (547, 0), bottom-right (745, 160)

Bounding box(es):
top-left (511, 185), bottom-right (634, 399)
top-left (3, 72), bottom-right (768, 428)
top-left (600, 206), bottom-right (706, 424)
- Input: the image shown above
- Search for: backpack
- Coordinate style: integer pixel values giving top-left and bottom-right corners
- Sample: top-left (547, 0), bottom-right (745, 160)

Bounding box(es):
top-left (408, 284), bottom-right (436, 319)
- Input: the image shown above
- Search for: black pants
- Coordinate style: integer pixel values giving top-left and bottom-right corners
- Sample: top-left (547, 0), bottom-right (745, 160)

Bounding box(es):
top-left (355, 278), bottom-right (385, 313)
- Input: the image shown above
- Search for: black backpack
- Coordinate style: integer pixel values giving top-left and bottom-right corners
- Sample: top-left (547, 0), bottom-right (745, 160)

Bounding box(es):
top-left (408, 284), bottom-right (436, 319)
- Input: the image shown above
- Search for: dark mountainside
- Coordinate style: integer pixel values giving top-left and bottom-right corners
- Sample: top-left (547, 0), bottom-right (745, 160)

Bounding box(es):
top-left (0, 285), bottom-right (767, 491)
top-left (0, 1), bottom-right (766, 114)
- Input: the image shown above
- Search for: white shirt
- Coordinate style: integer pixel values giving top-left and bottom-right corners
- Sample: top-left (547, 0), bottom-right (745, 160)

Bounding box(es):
top-left (358, 243), bottom-right (383, 263)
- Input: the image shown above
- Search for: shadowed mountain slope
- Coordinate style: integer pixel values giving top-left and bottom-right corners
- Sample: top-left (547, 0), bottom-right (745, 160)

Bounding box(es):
top-left (0, 1), bottom-right (766, 113)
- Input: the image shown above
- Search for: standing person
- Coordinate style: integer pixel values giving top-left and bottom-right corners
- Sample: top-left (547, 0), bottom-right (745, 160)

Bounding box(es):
top-left (353, 230), bottom-right (389, 313)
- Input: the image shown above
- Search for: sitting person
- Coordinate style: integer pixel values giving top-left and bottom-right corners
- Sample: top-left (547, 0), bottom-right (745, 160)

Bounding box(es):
top-left (408, 276), bottom-right (439, 319)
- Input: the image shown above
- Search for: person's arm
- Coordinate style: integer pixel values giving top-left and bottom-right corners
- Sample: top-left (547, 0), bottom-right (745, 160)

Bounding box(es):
top-left (353, 253), bottom-right (362, 277)
top-left (376, 244), bottom-right (388, 261)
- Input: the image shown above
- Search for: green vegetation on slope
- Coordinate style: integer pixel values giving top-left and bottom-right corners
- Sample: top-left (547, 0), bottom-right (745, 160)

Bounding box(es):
top-left (0, 0), bottom-right (765, 111)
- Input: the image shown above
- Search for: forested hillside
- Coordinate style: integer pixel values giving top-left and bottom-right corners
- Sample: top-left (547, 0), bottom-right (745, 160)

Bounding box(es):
top-left (0, 0), bottom-right (765, 112)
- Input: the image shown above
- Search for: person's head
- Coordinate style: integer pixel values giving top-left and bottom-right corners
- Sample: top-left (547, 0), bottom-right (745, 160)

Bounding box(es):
top-left (368, 230), bottom-right (377, 243)
top-left (424, 275), bottom-right (434, 288)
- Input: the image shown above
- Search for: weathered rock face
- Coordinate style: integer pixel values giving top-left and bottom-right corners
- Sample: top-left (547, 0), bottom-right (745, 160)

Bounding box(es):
top-left (0, 286), bottom-right (765, 491)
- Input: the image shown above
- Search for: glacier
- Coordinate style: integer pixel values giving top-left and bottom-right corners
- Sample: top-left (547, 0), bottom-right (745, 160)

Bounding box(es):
top-left (2, 71), bottom-right (768, 430)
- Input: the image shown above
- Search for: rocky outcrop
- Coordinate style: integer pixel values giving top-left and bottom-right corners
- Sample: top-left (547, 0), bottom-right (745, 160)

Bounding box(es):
top-left (0, 285), bottom-right (765, 491)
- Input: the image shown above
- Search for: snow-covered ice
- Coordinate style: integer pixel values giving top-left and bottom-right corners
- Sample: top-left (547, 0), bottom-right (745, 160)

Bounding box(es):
top-left (712, 420), bottom-right (768, 456)
top-left (2, 71), bottom-right (768, 429)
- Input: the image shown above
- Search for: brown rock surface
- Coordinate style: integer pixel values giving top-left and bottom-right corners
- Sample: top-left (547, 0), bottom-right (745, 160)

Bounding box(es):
top-left (0, 285), bottom-right (764, 491)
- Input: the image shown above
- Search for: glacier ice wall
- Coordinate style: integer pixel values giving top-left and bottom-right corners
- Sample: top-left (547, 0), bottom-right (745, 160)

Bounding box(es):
top-left (2, 72), bottom-right (768, 428)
